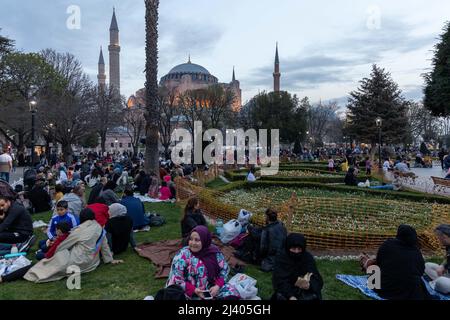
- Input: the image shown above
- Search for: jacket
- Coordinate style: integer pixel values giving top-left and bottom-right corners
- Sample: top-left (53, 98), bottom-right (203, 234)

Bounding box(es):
top-left (120, 196), bottom-right (148, 229)
top-left (105, 215), bottom-right (133, 255)
top-left (86, 203), bottom-right (110, 227)
top-left (260, 221), bottom-right (287, 271)
top-left (47, 213), bottom-right (79, 240)
top-left (0, 201), bottom-right (33, 236)
top-left (24, 220), bottom-right (113, 283)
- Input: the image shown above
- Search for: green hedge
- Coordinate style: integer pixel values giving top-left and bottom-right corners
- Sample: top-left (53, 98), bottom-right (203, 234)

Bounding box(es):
top-left (224, 169), bottom-right (376, 183)
top-left (224, 181), bottom-right (450, 204)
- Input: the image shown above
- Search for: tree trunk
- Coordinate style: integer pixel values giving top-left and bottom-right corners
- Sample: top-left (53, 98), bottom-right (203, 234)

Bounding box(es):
top-left (101, 132), bottom-right (106, 153)
top-left (144, 0), bottom-right (160, 179)
top-left (62, 143), bottom-right (73, 165)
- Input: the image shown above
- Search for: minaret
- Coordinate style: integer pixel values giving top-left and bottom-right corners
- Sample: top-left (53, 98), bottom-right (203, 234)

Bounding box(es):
top-left (273, 42), bottom-right (281, 92)
top-left (230, 66), bottom-right (242, 111)
top-left (97, 47), bottom-right (106, 89)
top-left (109, 7), bottom-right (120, 94)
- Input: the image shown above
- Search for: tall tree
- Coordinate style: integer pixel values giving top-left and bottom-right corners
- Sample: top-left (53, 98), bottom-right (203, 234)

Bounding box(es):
top-left (89, 84), bottom-right (125, 153)
top-left (408, 102), bottom-right (440, 143)
top-left (249, 91), bottom-right (307, 145)
top-left (0, 52), bottom-right (57, 151)
top-left (144, 0), bottom-right (160, 176)
top-left (346, 65), bottom-right (410, 147)
top-left (158, 87), bottom-right (180, 160)
top-left (307, 101), bottom-right (340, 147)
top-left (423, 22), bottom-right (450, 117)
top-left (124, 90), bottom-right (145, 156)
top-left (39, 49), bottom-right (94, 163)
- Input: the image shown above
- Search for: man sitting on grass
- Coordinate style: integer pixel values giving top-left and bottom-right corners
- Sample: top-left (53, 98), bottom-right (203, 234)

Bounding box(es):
top-left (0, 195), bottom-right (34, 246)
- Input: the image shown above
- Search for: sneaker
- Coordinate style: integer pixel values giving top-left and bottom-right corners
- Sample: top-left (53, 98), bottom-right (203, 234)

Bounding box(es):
top-left (141, 226), bottom-right (151, 232)
top-left (18, 235), bottom-right (36, 253)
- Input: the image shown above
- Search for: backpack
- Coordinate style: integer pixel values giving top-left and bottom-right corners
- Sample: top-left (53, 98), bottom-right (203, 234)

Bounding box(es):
top-left (148, 213), bottom-right (166, 227)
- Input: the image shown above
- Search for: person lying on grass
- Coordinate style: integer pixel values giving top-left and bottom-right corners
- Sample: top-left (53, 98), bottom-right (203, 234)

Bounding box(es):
top-left (23, 208), bottom-right (123, 284)
top-left (166, 225), bottom-right (240, 300)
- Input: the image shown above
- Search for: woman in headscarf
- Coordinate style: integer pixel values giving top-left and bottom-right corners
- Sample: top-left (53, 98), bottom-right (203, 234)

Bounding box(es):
top-left (166, 225), bottom-right (240, 300)
top-left (272, 233), bottom-right (323, 300)
top-left (105, 203), bottom-right (135, 255)
top-left (374, 224), bottom-right (430, 300)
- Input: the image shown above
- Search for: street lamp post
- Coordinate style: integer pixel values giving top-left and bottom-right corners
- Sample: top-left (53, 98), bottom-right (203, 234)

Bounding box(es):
top-left (29, 99), bottom-right (37, 167)
top-left (375, 117), bottom-right (382, 169)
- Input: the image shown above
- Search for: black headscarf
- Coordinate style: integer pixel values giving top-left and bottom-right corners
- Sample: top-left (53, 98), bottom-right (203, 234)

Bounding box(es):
top-left (375, 225), bottom-right (430, 300)
top-left (396, 224), bottom-right (418, 247)
top-left (272, 233), bottom-right (323, 299)
top-left (285, 233), bottom-right (307, 262)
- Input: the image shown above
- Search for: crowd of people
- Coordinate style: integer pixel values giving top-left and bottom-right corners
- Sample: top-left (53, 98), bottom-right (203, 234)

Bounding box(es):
top-left (0, 146), bottom-right (449, 300)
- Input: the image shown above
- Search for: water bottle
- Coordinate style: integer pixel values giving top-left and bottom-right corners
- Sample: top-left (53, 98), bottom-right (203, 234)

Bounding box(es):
top-left (10, 244), bottom-right (18, 254)
top-left (216, 219), bottom-right (224, 237)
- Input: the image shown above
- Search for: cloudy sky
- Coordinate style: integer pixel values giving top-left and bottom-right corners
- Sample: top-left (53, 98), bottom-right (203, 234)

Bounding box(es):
top-left (1, 0), bottom-right (449, 105)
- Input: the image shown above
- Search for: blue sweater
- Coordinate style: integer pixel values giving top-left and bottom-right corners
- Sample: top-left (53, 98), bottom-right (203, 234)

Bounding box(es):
top-left (120, 196), bottom-right (149, 229)
top-left (47, 213), bottom-right (79, 240)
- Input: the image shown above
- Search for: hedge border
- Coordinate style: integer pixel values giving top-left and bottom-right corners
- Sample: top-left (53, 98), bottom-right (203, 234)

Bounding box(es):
top-left (215, 180), bottom-right (450, 204)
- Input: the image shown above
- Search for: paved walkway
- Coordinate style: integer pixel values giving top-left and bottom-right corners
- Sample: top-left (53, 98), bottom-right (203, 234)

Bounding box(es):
top-left (385, 162), bottom-right (449, 197)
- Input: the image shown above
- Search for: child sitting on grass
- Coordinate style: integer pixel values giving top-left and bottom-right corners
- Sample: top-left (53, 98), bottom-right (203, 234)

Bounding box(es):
top-left (36, 200), bottom-right (78, 258)
top-left (36, 221), bottom-right (71, 260)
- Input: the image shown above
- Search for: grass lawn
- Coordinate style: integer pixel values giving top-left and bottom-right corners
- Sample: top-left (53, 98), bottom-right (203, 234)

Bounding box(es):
top-left (0, 200), bottom-right (375, 300)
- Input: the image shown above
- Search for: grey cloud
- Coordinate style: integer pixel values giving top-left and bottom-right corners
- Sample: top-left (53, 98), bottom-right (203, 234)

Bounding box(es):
top-left (243, 16), bottom-right (437, 93)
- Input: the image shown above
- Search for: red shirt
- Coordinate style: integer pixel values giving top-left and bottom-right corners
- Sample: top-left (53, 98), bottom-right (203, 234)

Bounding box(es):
top-left (87, 203), bottom-right (110, 227)
top-left (45, 233), bottom-right (69, 259)
top-left (159, 186), bottom-right (172, 200)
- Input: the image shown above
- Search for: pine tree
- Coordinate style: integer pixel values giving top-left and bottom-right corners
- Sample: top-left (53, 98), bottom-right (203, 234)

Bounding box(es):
top-left (424, 22), bottom-right (450, 117)
top-left (346, 65), bottom-right (410, 145)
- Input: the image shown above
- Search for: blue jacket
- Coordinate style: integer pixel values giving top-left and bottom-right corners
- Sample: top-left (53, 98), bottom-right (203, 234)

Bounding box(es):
top-left (47, 212), bottom-right (79, 240)
top-left (120, 196), bottom-right (149, 229)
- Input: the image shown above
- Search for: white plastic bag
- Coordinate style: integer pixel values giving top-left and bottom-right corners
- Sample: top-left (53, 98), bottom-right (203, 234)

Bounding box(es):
top-left (237, 209), bottom-right (253, 227)
top-left (228, 273), bottom-right (258, 299)
top-left (219, 219), bottom-right (242, 244)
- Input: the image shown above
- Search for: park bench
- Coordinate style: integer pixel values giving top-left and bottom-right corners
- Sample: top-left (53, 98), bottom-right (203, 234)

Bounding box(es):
top-left (431, 176), bottom-right (450, 193)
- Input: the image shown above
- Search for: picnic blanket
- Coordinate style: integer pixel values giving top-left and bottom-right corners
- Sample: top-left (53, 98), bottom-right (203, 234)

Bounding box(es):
top-left (336, 274), bottom-right (450, 300)
top-left (137, 239), bottom-right (246, 279)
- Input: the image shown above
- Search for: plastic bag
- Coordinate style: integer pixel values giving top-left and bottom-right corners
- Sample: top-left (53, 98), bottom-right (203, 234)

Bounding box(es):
top-left (237, 209), bottom-right (253, 227)
top-left (219, 219), bottom-right (242, 244)
top-left (228, 273), bottom-right (258, 299)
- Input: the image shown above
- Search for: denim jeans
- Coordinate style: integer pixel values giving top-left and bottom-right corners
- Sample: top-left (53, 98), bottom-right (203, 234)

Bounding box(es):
top-left (0, 172), bottom-right (10, 183)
